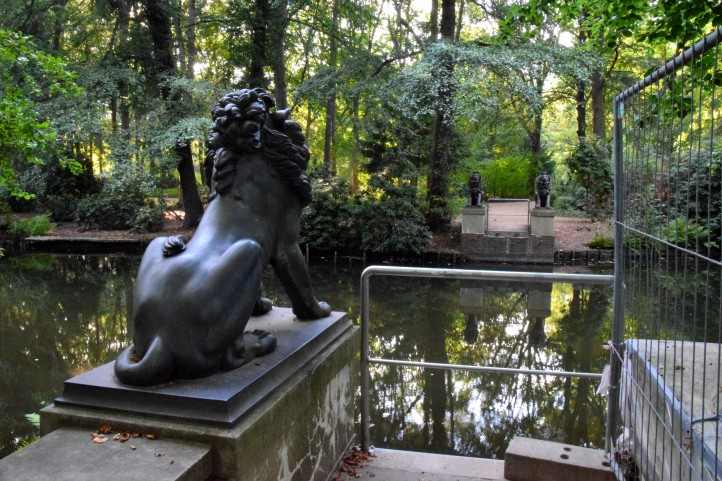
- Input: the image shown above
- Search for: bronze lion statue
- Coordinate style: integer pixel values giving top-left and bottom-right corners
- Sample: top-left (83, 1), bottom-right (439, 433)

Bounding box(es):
top-left (114, 88), bottom-right (331, 386)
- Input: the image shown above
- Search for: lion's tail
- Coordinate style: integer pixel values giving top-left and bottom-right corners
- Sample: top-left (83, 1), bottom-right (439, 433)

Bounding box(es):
top-left (114, 336), bottom-right (173, 386)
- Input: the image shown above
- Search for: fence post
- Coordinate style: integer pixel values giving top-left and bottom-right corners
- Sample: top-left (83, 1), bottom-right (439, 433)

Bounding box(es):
top-left (606, 98), bottom-right (625, 454)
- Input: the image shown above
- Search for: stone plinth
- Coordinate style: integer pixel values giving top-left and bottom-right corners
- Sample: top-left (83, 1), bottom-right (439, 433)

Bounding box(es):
top-left (40, 308), bottom-right (359, 481)
top-left (530, 208), bottom-right (555, 237)
top-left (462, 206), bottom-right (487, 234)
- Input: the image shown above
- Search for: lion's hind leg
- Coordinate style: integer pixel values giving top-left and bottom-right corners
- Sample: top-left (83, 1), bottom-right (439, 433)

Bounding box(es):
top-left (202, 239), bottom-right (265, 351)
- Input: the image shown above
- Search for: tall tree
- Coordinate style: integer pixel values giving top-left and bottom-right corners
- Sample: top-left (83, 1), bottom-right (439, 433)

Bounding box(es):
top-left (322, 0), bottom-right (339, 175)
top-left (143, 0), bottom-right (204, 227)
top-left (426, 0), bottom-right (456, 231)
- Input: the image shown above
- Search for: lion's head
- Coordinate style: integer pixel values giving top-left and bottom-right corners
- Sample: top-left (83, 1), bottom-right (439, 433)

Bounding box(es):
top-left (205, 88), bottom-right (311, 205)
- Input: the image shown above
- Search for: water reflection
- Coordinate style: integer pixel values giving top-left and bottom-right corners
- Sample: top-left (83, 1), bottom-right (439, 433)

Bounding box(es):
top-left (0, 255), bottom-right (136, 458)
top-left (0, 255), bottom-right (612, 460)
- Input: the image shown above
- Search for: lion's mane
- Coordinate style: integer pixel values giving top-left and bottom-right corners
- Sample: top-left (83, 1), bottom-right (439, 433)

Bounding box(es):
top-left (204, 88), bottom-right (312, 205)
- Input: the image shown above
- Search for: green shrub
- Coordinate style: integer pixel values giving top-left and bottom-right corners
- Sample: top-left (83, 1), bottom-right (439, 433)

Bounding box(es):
top-left (480, 155), bottom-right (534, 198)
top-left (661, 217), bottom-right (718, 250)
top-left (359, 178), bottom-right (430, 255)
top-left (300, 176), bottom-right (363, 252)
top-left (76, 163), bottom-right (163, 231)
top-left (9, 214), bottom-right (54, 237)
top-left (131, 204), bottom-right (165, 232)
top-left (587, 234), bottom-right (614, 249)
top-left (565, 140), bottom-right (612, 216)
top-left (301, 175), bottom-right (430, 255)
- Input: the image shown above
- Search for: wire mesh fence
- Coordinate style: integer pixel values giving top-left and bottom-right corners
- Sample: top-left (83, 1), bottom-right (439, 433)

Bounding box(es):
top-left (609, 27), bottom-right (722, 481)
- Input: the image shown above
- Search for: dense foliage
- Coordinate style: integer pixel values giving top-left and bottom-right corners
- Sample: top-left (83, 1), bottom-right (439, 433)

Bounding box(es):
top-left (0, 29), bottom-right (82, 201)
top-left (1, 0), bottom-right (719, 245)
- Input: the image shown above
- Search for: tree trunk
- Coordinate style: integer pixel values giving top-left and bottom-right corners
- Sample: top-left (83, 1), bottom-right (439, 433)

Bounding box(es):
top-left (185, 0), bottom-right (199, 78)
top-left (351, 97), bottom-right (360, 193)
top-left (429, 0), bottom-right (438, 40)
top-left (454, 0), bottom-right (464, 42)
top-left (248, 0), bottom-right (269, 88)
top-left (268, 0), bottom-right (288, 109)
top-left (51, 0), bottom-right (68, 51)
top-left (118, 0), bottom-right (131, 141)
top-left (591, 71), bottom-right (605, 140)
top-left (173, 2), bottom-right (186, 73)
top-left (576, 21), bottom-right (586, 142)
top-left (322, 0), bottom-right (338, 176)
top-left (144, 0), bottom-right (203, 227)
top-left (576, 80), bottom-right (586, 141)
top-left (175, 141), bottom-right (204, 227)
top-left (426, 0), bottom-right (455, 231)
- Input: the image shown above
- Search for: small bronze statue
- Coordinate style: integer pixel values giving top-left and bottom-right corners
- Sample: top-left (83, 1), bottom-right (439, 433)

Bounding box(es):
top-left (114, 88), bottom-right (331, 386)
top-left (535, 170), bottom-right (552, 208)
top-left (468, 172), bottom-right (484, 206)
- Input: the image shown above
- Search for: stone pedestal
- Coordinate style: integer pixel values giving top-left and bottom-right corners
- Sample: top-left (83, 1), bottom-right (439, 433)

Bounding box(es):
top-left (40, 308), bottom-right (359, 481)
top-left (462, 205), bottom-right (487, 234)
top-left (530, 208), bottom-right (555, 237)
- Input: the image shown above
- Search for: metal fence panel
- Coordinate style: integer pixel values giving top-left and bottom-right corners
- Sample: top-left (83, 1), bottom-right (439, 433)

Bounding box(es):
top-left (610, 27), bottom-right (722, 481)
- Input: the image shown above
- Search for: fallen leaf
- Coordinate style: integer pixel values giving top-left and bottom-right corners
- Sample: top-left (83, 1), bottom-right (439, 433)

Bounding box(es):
top-left (131, 432), bottom-right (141, 438)
top-left (92, 434), bottom-right (108, 444)
top-left (113, 432), bottom-right (131, 442)
top-left (98, 424), bottom-right (112, 434)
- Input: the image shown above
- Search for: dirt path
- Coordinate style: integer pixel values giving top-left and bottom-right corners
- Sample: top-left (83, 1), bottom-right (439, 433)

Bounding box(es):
top-left (554, 216), bottom-right (611, 251)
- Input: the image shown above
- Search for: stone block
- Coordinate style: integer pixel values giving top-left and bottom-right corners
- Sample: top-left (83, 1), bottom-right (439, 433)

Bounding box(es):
top-left (504, 437), bottom-right (613, 481)
top-left (530, 208), bottom-right (555, 237)
top-left (41, 309), bottom-right (359, 481)
top-left (461, 206), bottom-right (487, 234)
top-left (508, 237), bottom-right (529, 256)
top-left (0, 427), bottom-right (212, 481)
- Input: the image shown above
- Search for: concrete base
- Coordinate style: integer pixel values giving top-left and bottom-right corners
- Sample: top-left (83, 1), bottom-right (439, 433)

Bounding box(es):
top-left (504, 437), bottom-right (612, 481)
top-left (621, 340), bottom-right (722, 481)
top-left (460, 233), bottom-right (554, 264)
top-left (39, 309), bottom-right (359, 481)
top-left (461, 206), bottom-right (487, 234)
top-left (0, 427), bottom-right (212, 481)
top-left (530, 208), bottom-right (554, 237)
top-left (355, 448), bottom-right (506, 481)
top-left (55, 309), bottom-right (350, 426)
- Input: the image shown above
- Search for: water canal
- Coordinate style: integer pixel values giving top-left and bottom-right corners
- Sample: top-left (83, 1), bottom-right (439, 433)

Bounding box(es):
top-left (0, 254), bottom-right (613, 460)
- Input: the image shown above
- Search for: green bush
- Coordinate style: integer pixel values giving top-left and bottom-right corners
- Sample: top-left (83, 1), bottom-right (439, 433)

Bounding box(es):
top-left (587, 234), bottom-right (614, 249)
top-left (301, 175), bottom-right (430, 255)
top-left (9, 214), bottom-right (54, 237)
top-left (76, 163), bottom-right (163, 231)
top-left (565, 140), bottom-right (612, 216)
top-left (661, 217), bottom-right (718, 250)
top-left (359, 178), bottom-right (430, 255)
top-left (480, 155), bottom-right (534, 198)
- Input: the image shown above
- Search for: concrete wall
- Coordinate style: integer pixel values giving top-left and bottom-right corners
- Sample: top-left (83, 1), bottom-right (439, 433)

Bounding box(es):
top-left (461, 234), bottom-right (554, 264)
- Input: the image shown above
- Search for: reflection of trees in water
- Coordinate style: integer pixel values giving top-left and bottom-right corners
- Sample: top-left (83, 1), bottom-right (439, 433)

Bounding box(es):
top-left (366, 280), bottom-right (613, 457)
top-left (0, 255), bottom-right (134, 458)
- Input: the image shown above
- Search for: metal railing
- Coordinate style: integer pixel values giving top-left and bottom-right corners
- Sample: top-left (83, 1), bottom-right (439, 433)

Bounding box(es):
top-left (359, 265), bottom-right (614, 452)
top-left (609, 26), bottom-right (722, 481)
